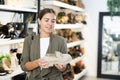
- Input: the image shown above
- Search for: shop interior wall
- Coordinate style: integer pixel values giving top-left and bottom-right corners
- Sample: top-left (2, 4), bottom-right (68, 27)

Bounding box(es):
top-left (82, 0), bottom-right (108, 77)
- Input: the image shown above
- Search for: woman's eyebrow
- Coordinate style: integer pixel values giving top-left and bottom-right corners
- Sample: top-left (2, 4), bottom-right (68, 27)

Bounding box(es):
top-left (52, 19), bottom-right (56, 21)
top-left (44, 18), bottom-right (49, 20)
top-left (44, 18), bottom-right (56, 20)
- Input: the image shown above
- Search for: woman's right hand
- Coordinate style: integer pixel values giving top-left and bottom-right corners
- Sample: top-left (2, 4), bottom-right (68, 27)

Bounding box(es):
top-left (24, 58), bottom-right (49, 71)
top-left (37, 59), bottom-right (49, 68)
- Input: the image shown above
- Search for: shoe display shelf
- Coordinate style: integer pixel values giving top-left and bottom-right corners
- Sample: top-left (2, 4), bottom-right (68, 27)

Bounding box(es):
top-left (0, 1), bottom-right (38, 80)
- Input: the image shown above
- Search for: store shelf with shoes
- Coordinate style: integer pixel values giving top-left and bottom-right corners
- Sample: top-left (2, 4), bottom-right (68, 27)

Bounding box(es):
top-left (0, 0), bottom-right (39, 80)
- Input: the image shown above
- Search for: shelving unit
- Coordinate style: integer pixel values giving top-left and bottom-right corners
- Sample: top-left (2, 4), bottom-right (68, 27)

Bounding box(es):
top-left (67, 40), bottom-right (84, 48)
top-left (0, 1), bottom-right (38, 80)
top-left (0, 66), bottom-right (24, 80)
top-left (70, 54), bottom-right (85, 65)
top-left (0, 39), bottom-right (24, 45)
top-left (73, 68), bottom-right (87, 80)
top-left (40, 0), bottom-right (87, 80)
top-left (0, 5), bottom-right (37, 12)
top-left (41, 0), bottom-right (84, 12)
top-left (0, 38), bottom-right (24, 80)
top-left (55, 24), bottom-right (85, 29)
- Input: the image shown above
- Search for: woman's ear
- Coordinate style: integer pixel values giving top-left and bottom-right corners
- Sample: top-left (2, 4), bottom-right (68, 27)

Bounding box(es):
top-left (38, 18), bottom-right (41, 25)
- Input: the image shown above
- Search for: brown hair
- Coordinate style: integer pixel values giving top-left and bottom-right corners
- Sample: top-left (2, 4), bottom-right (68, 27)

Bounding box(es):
top-left (38, 8), bottom-right (55, 20)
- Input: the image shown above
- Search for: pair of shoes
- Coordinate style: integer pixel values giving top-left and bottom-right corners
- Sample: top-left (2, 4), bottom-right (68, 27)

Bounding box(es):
top-left (0, 66), bottom-right (8, 76)
top-left (2, 57), bottom-right (13, 73)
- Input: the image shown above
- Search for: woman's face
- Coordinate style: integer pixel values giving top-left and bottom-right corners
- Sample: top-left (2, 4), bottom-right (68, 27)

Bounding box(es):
top-left (38, 13), bottom-right (56, 34)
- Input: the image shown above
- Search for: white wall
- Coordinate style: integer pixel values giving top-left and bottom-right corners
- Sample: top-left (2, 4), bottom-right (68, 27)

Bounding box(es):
top-left (82, 0), bottom-right (108, 77)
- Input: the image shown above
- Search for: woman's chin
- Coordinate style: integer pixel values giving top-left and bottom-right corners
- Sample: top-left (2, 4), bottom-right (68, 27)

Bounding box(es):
top-left (45, 31), bottom-right (52, 34)
top-left (46, 30), bottom-right (53, 33)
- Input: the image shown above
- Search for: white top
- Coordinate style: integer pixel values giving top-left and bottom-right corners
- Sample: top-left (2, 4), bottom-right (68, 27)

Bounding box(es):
top-left (40, 37), bottom-right (50, 58)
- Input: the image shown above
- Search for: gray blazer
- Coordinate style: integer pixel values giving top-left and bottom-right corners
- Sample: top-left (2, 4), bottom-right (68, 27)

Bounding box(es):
top-left (21, 33), bottom-right (70, 80)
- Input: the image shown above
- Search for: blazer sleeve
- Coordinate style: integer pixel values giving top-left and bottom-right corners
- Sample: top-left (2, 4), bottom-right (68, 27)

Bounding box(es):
top-left (60, 37), bottom-right (68, 54)
top-left (20, 36), bottom-right (31, 71)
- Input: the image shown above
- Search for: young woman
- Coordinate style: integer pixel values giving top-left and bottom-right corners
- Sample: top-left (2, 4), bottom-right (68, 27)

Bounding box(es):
top-left (21, 8), bottom-right (71, 80)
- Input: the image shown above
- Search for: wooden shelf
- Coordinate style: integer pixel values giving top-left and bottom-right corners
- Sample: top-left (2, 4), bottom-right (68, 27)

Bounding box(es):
top-left (0, 38), bottom-right (24, 46)
top-left (0, 66), bottom-right (24, 80)
top-left (41, 1), bottom-right (84, 12)
top-left (73, 68), bottom-right (87, 80)
top-left (0, 5), bottom-right (37, 12)
top-left (55, 24), bottom-right (85, 29)
top-left (67, 40), bottom-right (84, 48)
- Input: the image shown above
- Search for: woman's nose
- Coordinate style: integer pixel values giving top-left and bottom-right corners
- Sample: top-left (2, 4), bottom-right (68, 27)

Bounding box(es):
top-left (48, 21), bottom-right (53, 26)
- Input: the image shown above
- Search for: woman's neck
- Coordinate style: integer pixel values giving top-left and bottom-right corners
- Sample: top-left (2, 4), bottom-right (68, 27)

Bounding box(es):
top-left (40, 32), bottom-right (50, 38)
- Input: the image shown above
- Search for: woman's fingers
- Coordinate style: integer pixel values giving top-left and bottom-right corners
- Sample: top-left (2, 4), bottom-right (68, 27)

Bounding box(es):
top-left (38, 59), bottom-right (49, 68)
top-left (55, 63), bottom-right (66, 72)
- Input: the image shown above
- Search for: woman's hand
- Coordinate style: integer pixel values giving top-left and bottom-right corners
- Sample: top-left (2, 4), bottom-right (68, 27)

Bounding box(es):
top-left (24, 59), bottom-right (49, 71)
top-left (37, 59), bottom-right (49, 68)
top-left (54, 63), bottom-right (67, 72)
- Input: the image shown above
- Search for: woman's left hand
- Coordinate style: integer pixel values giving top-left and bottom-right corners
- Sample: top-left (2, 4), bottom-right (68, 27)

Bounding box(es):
top-left (54, 63), bottom-right (67, 72)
